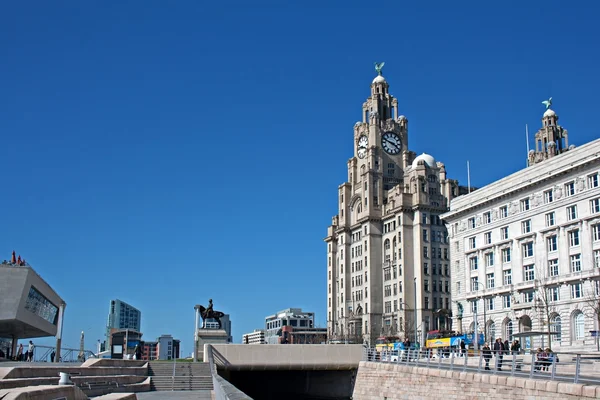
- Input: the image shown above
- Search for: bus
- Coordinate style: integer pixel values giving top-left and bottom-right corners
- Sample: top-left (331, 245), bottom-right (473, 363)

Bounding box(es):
top-left (374, 335), bottom-right (401, 352)
top-left (425, 330), bottom-right (484, 349)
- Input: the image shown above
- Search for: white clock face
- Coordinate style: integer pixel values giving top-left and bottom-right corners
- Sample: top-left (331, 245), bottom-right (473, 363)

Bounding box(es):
top-left (358, 135), bottom-right (368, 148)
top-left (382, 132), bottom-right (402, 155)
top-left (357, 147), bottom-right (367, 159)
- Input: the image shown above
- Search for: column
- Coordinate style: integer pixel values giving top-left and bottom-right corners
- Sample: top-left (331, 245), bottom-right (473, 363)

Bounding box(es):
top-left (11, 335), bottom-right (18, 361)
top-left (193, 305), bottom-right (200, 362)
top-left (55, 302), bottom-right (66, 363)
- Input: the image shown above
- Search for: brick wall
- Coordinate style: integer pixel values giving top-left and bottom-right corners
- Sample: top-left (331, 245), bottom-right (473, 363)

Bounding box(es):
top-left (353, 361), bottom-right (600, 399)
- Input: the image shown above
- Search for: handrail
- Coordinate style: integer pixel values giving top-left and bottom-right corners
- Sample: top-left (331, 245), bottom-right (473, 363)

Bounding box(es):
top-left (364, 347), bottom-right (600, 384)
top-left (205, 344), bottom-right (252, 399)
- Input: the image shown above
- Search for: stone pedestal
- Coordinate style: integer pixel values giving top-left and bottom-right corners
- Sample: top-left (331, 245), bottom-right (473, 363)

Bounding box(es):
top-left (196, 329), bottom-right (228, 361)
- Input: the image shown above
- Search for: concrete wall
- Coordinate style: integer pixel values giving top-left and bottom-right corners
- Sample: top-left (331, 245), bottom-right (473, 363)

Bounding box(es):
top-left (208, 344), bottom-right (363, 370)
top-left (353, 361), bottom-right (600, 399)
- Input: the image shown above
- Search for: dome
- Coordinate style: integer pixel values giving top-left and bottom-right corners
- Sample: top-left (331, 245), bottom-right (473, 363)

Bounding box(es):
top-left (398, 115), bottom-right (407, 120)
top-left (372, 75), bottom-right (386, 84)
top-left (412, 153), bottom-right (436, 169)
top-left (543, 108), bottom-right (556, 117)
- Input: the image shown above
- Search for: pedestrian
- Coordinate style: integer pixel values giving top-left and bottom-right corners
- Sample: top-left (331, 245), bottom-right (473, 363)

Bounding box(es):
top-left (16, 344), bottom-right (23, 361)
top-left (482, 342), bottom-right (492, 370)
top-left (50, 350), bottom-right (56, 363)
top-left (26, 341), bottom-right (34, 362)
top-left (493, 338), bottom-right (504, 371)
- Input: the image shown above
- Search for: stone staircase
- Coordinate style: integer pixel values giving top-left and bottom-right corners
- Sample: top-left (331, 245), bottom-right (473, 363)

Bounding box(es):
top-left (147, 361), bottom-right (213, 391)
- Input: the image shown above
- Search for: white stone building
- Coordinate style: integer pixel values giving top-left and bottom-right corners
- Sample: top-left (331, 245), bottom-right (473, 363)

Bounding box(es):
top-left (242, 329), bottom-right (265, 344)
top-left (442, 105), bottom-right (600, 351)
top-left (325, 68), bottom-right (464, 346)
top-left (265, 308), bottom-right (315, 344)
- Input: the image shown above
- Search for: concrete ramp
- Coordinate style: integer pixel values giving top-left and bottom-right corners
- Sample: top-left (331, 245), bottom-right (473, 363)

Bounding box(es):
top-left (0, 384), bottom-right (87, 400)
top-left (207, 344), bottom-right (364, 370)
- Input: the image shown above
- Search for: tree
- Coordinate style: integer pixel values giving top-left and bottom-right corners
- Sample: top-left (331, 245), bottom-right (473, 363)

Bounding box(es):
top-left (583, 278), bottom-right (600, 348)
top-left (532, 264), bottom-right (557, 349)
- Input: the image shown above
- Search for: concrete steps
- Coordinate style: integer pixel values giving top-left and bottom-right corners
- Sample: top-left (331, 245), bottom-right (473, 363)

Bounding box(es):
top-left (147, 362), bottom-right (212, 392)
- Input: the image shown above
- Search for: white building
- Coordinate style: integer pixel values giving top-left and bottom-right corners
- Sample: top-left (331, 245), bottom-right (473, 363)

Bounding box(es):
top-left (157, 334), bottom-right (174, 360)
top-left (265, 308), bottom-right (315, 344)
top-left (242, 329), bottom-right (265, 344)
top-left (442, 104), bottom-right (600, 351)
top-left (325, 66), bottom-right (465, 346)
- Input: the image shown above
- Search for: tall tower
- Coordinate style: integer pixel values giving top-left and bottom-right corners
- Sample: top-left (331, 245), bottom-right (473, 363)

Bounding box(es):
top-left (528, 98), bottom-right (570, 166)
top-left (325, 65), bottom-right (461, 345)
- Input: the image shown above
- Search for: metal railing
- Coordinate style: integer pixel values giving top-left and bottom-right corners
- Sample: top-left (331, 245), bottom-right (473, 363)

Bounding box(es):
top-left (8, 345), bottom-right (97, 363)
top-left (363, 347), bottom-right (600, 385)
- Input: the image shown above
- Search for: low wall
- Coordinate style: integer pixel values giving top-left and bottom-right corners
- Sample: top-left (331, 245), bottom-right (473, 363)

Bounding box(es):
top-left (1, 366), bottom-right (147, 379)
top-left (0, 384), bottom-right (88, 400)
top-left (353, 361), bottom-right (600, 400)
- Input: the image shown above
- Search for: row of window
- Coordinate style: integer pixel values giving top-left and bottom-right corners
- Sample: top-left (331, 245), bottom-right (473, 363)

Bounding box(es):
top-left (466, 173), bottom-right (599, 230)
top-left (467, 201), bottom-right (599, 250)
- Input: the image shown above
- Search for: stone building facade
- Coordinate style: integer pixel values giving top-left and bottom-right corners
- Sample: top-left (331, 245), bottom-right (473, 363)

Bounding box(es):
top-left (442, 105), bottom-right (600, 351)
top-left (325, 69), bottom-right (463, 345)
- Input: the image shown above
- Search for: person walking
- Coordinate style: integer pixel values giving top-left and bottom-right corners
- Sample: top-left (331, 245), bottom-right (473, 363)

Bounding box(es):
top-left (26, 341), bottom-right (35, 362)
top-left (482, 343), bottom-right (492, 370)
top-left (493, 338), bottom-right (504, 371)
top-left (16, 344), bottom-right (23, 361)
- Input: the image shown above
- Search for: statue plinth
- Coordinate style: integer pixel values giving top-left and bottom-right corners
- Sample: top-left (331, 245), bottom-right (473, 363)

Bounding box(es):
top-left (196, 328), bottom-right (228, 361)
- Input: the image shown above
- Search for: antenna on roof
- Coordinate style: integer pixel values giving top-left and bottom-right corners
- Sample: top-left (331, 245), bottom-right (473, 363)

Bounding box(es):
top-left (467, 161), bottom-right (471, 194)
top-left (526, 124), bottom-right (530, 167)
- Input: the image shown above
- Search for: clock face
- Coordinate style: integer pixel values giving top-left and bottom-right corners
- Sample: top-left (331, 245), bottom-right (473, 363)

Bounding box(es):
top-left (382, 132), bottom-right (402, 155)
top-left (357, 135), bottom-right (368, 159)
top-left (358, 135), bottom-right (368, 148)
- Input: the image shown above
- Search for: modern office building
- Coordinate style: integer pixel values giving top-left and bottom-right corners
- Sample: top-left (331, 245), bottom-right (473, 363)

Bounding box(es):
top-left (105, 299), bottom-right (141, 348)
top-left (325, 67), bottom-right (464, 345)
top-left (242, 329), bottom-right (265, 344)
top-left (157, 334), bottom-right (180, 360)
top-left (0, 255), bottom-right (66, 359)
top-left (442, 103), bottom-right (600, 351)
top-left (265, 308), bottom-right (315, 344)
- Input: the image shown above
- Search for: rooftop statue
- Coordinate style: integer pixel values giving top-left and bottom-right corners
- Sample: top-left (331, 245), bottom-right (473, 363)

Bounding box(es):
top-left (542, 97), bottom-right (553, 110)
top-left (374, 62), bottom-right (385, 76)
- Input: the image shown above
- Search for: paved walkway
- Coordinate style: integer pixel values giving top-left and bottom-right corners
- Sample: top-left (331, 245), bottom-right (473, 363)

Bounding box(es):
top-left (135, 390), bottom-right (212, 400)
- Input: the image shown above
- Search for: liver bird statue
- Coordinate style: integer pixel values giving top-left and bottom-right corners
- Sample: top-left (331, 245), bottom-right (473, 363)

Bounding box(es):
top-left (542, 97), bottom-right (553, 109)
top-left (374, 62), bottom-right (385, 76)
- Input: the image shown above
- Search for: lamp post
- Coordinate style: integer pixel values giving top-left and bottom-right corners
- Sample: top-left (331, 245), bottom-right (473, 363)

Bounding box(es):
top-left (413, 277), bottom-right (418, 345)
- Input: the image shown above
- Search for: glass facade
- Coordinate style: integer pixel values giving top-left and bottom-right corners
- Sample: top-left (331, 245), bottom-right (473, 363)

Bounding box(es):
top-left (24, 286), bottom-right (58, 324)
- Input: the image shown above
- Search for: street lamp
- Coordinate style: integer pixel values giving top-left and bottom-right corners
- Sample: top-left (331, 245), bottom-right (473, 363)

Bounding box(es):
top-left (414, 277), bottom-right (418, 345)
top-left (470, 281), bottom-right (487, 350)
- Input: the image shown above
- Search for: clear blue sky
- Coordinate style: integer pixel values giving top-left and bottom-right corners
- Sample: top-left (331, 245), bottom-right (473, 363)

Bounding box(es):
top-left (1, 1), bottom-right (599, 353)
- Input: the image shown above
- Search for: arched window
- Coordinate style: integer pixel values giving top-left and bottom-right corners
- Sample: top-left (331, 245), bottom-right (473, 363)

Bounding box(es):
top-left (574, 312), bottom-right (585, 340)
top-left (550, 314), bottom-right (562, 342)
top-left (384, 239), bottom-right (391, 251)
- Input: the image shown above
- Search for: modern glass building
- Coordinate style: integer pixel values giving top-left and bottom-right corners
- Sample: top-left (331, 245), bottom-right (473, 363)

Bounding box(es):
top-left (105, 299), bottom-right (141, 347)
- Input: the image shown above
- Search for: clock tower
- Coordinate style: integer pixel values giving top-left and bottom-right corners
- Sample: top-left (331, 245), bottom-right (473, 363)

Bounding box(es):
top-left (325, 65), bottom-right (461, 346)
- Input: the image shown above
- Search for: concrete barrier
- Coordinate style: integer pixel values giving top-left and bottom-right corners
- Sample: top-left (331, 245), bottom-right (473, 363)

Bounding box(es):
top-left (0, 384), bottom-right (88, 400)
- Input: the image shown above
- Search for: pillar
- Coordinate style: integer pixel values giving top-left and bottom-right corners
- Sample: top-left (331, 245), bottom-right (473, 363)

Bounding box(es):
top-left (193, 305), bottom-right (200, 362)
top-left (55, 302), bottom-right (66, 363)
top-left (11, 335), bottom-right (18, 360)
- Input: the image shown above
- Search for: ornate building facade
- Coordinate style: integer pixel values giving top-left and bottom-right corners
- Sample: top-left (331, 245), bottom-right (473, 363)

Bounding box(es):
top-left (442, 103), bottom-right (600, 351)
top-left (325, 68), bottom-right (462, 345)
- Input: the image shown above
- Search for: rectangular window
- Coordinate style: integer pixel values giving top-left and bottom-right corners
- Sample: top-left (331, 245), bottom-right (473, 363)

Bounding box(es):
top-left (484, 231), bottom-right (491, 244)
top-left (569, 229), bottom-right (580, 247)
top-left (422, 213), bottom-right (428, 225)
top-left (523, 264), bottom-right (535, 281)
top-left (503, 295), bottom-right (511, 308)
top-left (423, 247), bottom-right (428, 258)
top-left (485, 252), bottom-right (494, 267)
top-left (423, 229), bottom-right (428, 241)
top-left (570, 254), bottom-right (581, 272)
top-left (483, 212), bottom-right (491, 224)
top-left (545, 212), bottom-right (555, 227)
top-left (469, 257), bottom-right (478, 271)
top-left (565, 181), bottom-right (575, 197)
top-left (588, 173), bottom-right (599, 189)
top-left (549, 287), bottom-right (560, 302)
top-left (24, 287), bottom-right (58, 324)
top-left (521, 220), bottom-right (531, 234)
top-left (471, 277), bottom-right (479, 291)
top-left (571, 283), bottom-right (582, 299)
top-left (548, 259), bottom-right (559, 277)
top-left (522, 242), bottom-right (534, 258)
top-left (486, 297), bottom-right (494, 311)
top-left (468, 217), bottom-right (475, 229)
top-left (502, 248), bottom-right (511, 263)
top-left (520, 198), bottom-right (530, 212)
top-left (423, 280), bottom-right (429, 292)
top-left (500, 206), bottom-right (508, 218)
top-left (523, 291), bottom-right (534, 303)
top-left (456, 281), bottom-right (461, 294)
top-left (486, 273), bottom-right (495, 288)
top-left (544, 189), bottom-right (554, 204)
top-left (591, 198), bottom-right (600, 214)
top-left (424, 297), bottom-right (429, 310)
top-left (593, 225), bottom-right (600, 242)
top-left (500, 226), bottom-right (509, 240)
top-left (547, 235), bottom-right (558, 252)
top-left (469, 237), bottom-right (476, 249)
top-left (567, 205), bottom-right (578, 221)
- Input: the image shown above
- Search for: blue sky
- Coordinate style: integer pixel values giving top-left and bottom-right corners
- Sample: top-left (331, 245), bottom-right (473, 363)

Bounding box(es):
top-left (1, 1), bottom-right (599, 353)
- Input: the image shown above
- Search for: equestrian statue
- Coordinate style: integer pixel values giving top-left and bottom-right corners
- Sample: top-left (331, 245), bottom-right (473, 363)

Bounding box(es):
top-left (198, 299), bottom-right (225, 329)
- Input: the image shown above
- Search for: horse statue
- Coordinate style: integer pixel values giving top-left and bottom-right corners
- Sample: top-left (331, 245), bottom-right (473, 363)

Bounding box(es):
top-left (198, 302), bottom-right (225, 329)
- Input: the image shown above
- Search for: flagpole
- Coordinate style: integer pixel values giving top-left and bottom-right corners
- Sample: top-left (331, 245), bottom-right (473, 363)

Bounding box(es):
top-left (467, 161), bottom-right (471, 194)
top-left (526, 124), bottom-right (530, 167)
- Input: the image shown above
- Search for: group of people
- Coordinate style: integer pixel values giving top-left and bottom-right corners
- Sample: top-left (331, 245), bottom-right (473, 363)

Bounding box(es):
top-left (534, 347), bottom-right (558, 371)
top-left (14, 341), bottom-right (36, 362)
top-left (481, 338), bottom-right (521, 371)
